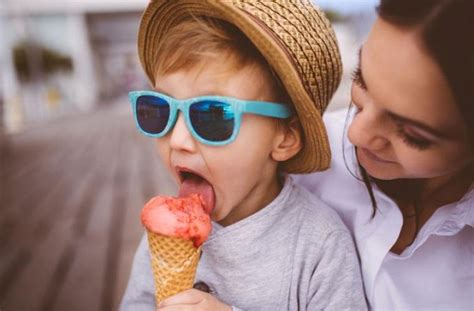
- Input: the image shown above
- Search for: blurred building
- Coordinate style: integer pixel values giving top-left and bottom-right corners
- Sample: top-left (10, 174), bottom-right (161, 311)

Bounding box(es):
top-left (0, 0), bottom-right (376, 133)
top-left (0, 0), bottom-right (149, 133)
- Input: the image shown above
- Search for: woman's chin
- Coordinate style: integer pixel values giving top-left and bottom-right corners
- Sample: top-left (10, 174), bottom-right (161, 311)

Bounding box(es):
top-left (363, 168), bottom-right (401, 180)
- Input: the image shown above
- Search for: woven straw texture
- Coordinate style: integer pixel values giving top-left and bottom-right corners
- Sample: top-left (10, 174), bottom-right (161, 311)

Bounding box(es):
top-left (146, 230), bottom-right (201, 303)
top-left (138, 0), bottom-right (342, 173)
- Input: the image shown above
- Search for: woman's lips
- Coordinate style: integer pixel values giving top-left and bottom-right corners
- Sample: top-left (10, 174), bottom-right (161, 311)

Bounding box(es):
top-left (359, 148), bottom-right (395, 164)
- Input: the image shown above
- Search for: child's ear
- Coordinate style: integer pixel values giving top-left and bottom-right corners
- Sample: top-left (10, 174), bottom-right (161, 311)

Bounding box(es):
top-left (271, 117), bottom-right (303, 162)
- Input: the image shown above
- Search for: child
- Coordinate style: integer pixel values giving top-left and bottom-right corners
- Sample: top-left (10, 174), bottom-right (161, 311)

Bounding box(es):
top-left (121, 1), bottom-right (366, 310)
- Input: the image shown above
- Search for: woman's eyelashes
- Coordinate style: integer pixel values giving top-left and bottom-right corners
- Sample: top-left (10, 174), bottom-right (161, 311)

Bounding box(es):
top-left (351, 66), bottom-right (367, 90)
top-left (352, 101), bottom-right (433, 150)
top-left (394, 120), bottom-right (433, 150)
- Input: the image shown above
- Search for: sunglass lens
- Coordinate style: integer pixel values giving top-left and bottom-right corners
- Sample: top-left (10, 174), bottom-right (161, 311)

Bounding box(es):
top-left (136, 95), bottom-right (170, 134)
top-left (190, 101), bottom-right (235, 142)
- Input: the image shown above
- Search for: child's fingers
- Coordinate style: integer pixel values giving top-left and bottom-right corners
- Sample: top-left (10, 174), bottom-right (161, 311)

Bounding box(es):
top-left (158, 289), bottom-right (204, 307)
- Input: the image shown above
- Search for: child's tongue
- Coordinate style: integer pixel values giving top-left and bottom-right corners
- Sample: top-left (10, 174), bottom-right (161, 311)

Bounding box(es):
top-left (178, 174), bottom-right (215, 215)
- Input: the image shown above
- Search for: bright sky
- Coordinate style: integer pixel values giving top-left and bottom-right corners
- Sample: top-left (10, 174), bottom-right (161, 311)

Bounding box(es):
top-left (315, 0), bottom-right (379, 13)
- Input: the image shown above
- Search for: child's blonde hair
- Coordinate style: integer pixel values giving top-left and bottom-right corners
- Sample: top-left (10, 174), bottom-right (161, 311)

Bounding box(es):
top-left (138, 0), bottom-right (342, 172)
top-left (151, 15), bottom-right (290, 104)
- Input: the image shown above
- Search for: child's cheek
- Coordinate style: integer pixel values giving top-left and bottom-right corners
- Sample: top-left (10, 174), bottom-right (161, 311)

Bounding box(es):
top-left (155, 139), bottom-right (171, 165)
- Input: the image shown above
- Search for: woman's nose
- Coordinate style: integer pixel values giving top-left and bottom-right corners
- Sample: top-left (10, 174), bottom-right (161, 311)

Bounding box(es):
top-left (347, 109), bottom-right (388, 151)
top-left (169, 113), bottom-right (196, 152)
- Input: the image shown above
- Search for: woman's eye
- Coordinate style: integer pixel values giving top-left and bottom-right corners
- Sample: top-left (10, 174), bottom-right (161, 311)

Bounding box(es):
top-left (351, 67), bottom-right (367, 90)
top-left (395, 123), bottom-right (433, 150)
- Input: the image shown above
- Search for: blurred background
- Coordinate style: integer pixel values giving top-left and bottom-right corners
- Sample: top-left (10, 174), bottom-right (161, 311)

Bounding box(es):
top-left (0, 0), bottom-right (377, 310)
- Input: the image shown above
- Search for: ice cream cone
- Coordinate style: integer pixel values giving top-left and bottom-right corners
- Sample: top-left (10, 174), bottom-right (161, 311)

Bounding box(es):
top-left (146, 230), bottom-right (201, 303)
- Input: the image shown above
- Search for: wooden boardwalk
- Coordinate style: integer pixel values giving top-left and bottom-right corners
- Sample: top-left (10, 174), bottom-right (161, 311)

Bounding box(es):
top-left (0, 101), bottom-right (177, 311)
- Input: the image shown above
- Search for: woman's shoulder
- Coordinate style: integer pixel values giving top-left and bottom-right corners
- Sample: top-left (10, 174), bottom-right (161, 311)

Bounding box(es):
top-left (292, 109), bottom-right (375, 225)
top-left (323, 109), bottom-right (349, 142)
top-left (293, 108), bottom-right (363, 199)
top-left (290, 182), bottom-right (352, 236)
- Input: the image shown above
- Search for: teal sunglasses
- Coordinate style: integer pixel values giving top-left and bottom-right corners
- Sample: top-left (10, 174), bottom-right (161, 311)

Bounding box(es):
top-left (129, 90), bottom-right (293, 146)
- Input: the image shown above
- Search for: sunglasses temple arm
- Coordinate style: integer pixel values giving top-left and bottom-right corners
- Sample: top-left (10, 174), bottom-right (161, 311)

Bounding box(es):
top-left (242, 101), bottom-right (293, 118)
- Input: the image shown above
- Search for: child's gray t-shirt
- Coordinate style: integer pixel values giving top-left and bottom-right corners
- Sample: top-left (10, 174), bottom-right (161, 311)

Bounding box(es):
top-left (120, 177), bottom-right (367, 310)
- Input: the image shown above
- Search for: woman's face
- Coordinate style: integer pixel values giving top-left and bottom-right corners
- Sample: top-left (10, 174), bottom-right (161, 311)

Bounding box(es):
top-left (348, 18), bottom-right (472, 180)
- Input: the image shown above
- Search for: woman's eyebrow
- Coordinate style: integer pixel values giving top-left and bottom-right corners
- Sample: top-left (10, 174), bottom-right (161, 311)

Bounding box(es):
top-left (388, 112), bottom-right (446, 138)
top-left (354, 48), bottom-right (444, 139)
top-left (352, 48), bottom-right (368, 90)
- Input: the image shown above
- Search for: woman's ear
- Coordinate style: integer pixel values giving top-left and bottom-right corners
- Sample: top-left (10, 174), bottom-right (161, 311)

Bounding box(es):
top-left (271, 117), bottom-right (303, 162)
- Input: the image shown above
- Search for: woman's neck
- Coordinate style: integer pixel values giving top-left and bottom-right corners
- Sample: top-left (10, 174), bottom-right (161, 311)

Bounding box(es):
top-left (376, 163), bottom-right (473, 254)
top-left (420, 164), bottom-right (473, 207)
top-left (375, 163), bottom-right (473, 208)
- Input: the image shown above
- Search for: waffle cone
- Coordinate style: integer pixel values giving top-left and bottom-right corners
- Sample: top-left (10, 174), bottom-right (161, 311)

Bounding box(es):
top-left (146, 230), bottom-right (201, 304)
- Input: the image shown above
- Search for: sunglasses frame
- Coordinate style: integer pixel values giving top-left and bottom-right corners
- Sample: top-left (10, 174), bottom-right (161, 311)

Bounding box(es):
top-left (129, 90), bottom-right (294, 146)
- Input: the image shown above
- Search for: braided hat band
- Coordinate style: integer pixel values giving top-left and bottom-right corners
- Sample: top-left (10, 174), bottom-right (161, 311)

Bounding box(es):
top-left (138, 0), bottom-right (342, 173)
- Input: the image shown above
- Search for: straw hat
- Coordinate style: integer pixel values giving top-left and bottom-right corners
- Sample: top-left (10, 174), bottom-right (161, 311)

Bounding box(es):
top-left (138, 0), bottom-right (342, 173)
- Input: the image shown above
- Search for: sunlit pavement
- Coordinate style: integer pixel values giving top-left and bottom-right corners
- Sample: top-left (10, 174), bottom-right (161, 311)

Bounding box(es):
top-left (0, 101), bottom-right (176, 311)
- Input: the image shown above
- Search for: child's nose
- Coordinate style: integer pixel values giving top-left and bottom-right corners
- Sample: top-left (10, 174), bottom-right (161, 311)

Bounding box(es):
top-left (169, 113), bottom-right (196, 152)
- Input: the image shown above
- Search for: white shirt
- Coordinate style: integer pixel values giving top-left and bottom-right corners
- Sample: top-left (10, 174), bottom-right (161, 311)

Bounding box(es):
top-left (294, 109), bottom-right (474, 310)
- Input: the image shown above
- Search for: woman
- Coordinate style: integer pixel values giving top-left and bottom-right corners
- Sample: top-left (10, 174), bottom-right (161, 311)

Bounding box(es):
top-left (296, 0), bottom-right (473, 309)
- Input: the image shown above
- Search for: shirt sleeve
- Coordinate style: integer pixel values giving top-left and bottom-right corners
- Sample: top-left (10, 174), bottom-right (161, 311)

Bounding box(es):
top-left (119, 234), bottom-right (156, 311)
top-left (306, 230), bottom-right (368, 310)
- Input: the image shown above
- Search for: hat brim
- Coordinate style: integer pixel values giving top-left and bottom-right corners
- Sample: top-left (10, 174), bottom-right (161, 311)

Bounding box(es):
top-left (138, 0), bottom-right (331, 173)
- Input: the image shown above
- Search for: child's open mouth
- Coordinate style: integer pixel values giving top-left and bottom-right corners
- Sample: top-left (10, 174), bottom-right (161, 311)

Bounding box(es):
top-left (177, 168), bottom-right (215, 215)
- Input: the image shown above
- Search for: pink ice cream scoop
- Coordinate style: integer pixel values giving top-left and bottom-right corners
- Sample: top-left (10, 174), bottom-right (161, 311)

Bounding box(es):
top-left (141, 194), bottom-right (212, 247)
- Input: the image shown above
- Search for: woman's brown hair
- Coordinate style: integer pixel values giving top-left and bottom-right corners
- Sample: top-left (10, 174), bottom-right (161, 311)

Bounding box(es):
top-left (360, 0), bottom-right (473, 219)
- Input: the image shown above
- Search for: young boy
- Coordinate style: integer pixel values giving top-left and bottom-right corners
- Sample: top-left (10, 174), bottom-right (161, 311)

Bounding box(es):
top-left (121, 1), bottom-right (366, 310)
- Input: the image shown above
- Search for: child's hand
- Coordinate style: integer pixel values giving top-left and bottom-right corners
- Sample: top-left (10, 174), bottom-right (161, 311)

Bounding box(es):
top-left (157, 289), bottom-right (232, 311)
